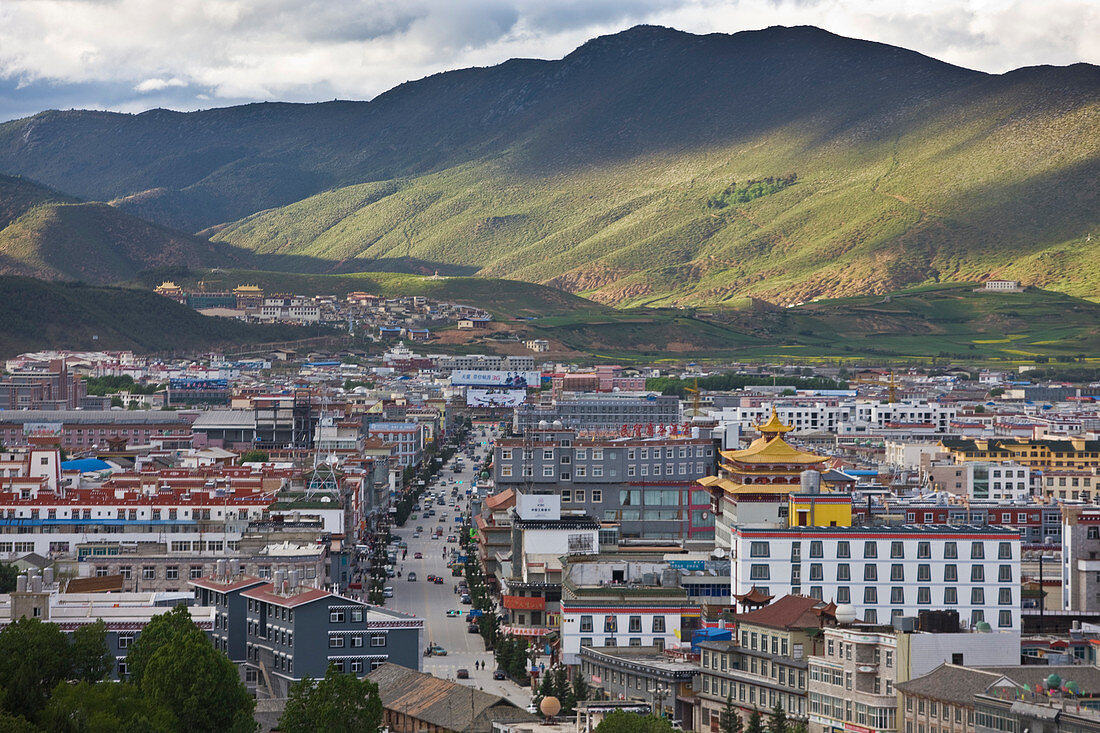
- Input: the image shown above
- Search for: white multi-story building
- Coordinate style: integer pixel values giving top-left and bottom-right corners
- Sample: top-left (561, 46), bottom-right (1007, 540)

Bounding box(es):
top-left (711, 401), bottom-right (958, 436)
top-left (559, 556), bottom-right (699, 665)
top-left (731, 526), bottom-right (1022, 631)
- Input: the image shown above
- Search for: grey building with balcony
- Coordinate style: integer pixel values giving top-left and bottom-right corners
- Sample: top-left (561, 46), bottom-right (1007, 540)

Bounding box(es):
top-left (192, 569), bottom-right (424, 698)
top-left (493, 428), bottom-right (717, 542)
top-left (514, 394), bottom-right (681, 434)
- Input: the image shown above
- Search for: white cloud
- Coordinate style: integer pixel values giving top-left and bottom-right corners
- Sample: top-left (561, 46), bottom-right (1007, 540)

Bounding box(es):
top-left (0, 0), bottom-right (1097, 119)
top-left (134, 77), bottom-right (189, 93)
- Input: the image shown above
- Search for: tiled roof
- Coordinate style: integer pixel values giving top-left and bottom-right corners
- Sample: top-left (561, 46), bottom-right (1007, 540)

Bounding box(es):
top-left (240, 582), bottom-right (335, 608)
top-left (367, 663), bottom-right (536, 733)
top-left (896, 664), bottom-right (1004, 706)
top-left (189, 575), bottom-right (267, 593)
top-left (485, 488), bottom-right (515, 510)
top-left (65, 575), bottom-right (125, 593)
top-left (734, 594), bottom-right (828, 630)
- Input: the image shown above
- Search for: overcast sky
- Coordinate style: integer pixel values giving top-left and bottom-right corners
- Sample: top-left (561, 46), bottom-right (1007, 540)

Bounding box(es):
top-left (1, 0), bottom-right (1097, 122)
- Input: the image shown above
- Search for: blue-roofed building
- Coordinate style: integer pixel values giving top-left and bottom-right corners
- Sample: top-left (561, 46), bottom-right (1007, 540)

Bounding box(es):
top-left (59, 458), bottom-right (112, 473)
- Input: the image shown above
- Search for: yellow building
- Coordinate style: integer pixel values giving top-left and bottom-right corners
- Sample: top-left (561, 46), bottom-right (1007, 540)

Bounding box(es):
top-left (233, 284), bottom-right (265, 310)
top-left (153, 281), bottom-right (187, 303)
top-left (940, 437), bottom-right (1100, 471)
top-left (700, 410), bottom-right (839, 544)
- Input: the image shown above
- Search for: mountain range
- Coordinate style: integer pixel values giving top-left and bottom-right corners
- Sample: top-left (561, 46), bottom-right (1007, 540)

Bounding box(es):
top-left (0, 24), bottom-right (1097, 305)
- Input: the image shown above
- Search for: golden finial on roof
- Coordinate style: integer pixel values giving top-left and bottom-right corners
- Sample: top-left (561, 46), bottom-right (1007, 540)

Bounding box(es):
top-left (756, 406), bottom-right (793, 437)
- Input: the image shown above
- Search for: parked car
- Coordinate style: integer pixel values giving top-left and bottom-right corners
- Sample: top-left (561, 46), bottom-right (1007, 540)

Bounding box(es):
top-left (493, 669), bottom-right (507, 680)
top-left (456, 669), bottom-right (470, 679)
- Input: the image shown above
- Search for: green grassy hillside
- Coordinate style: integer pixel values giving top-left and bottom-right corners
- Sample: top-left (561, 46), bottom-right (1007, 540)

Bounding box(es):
top-left (132, 268), bottom-right (612, 320)
top-left (0, 174), bottom-right (253, 282)
top-left (1, 26), bottom-right (1098, 304)
top-left (0, 276), bottom-right (327, 358)
top-left (509, 284), bottom-right (1100, 362)
top-left (210, 63), bottom-right (1100, 306)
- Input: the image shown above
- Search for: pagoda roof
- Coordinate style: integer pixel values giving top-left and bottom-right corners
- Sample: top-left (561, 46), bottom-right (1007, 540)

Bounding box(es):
top-left (733, 586), bottom-right (773, 605)
top-left (721, 435), bottom-right (826, 465)
top-left (756, 407), bottom-right (794, 435)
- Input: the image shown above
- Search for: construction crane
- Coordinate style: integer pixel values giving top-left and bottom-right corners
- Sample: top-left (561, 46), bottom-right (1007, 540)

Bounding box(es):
top-left (684, 378), bottom-right (702, 418)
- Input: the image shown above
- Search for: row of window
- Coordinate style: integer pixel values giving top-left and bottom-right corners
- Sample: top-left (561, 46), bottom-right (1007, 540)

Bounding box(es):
top-left (579, 637), bottom-right (664, 650)
top-left (759, 562), bottom-right (1015, 583)
top-left (750, 580), bottom-right (1014, 607)
top-left (579, 615), bottom-right (667, 633)
top-left (751, 540), bottom-right (1013, 560)
top-left (703, 651), bottom-right (806, 690)
top-left (328, 634), bottom-right (386, 648)
top-left (97, 565), bottom-right (204, 579)
top-left (809, 693), bottom-right (896, 729)
top-left (703, 674), bottom-right (804, 716)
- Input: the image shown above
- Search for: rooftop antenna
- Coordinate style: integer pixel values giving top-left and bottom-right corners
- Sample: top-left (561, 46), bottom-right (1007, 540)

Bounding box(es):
top-left (305, 394), bottom-right (340, 501)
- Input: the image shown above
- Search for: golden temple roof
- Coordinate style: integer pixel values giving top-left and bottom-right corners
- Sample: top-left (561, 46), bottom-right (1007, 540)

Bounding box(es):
top-left (722, 434), bottom-right (825, 465)
top-left (756, 407), bottom-right (793, 435)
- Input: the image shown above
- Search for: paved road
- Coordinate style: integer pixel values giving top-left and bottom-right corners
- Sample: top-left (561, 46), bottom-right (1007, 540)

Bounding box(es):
top-left (384, 429), bottom-right (532, 708)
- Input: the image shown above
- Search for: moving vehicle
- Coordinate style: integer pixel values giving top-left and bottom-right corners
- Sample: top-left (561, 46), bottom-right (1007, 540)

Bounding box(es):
top-left (460, 594), bottom-right (472, 605)
top-left (447, 535), bottom-right (458, 543)
top-left (493, 669), bottom-right (507, 680)
top-left (414, 552), bottom-right (423, 559)
top-left (467, 622), bottom-right (480, 634)
top-left (407, 572), bottom-right (417, 581)
top-left (456, 669), bottom-right (470, 679)
top-left (383, 587), bottom-right (394, 597)
top-left (430, 645), bottom-right (447, 656)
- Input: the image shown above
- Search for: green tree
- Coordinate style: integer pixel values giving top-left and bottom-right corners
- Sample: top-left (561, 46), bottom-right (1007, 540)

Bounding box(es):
top-left (720, 694), bottom-right (743, 733)
top-left (572, 674), bottom-right (590, 708)
top-left (0, 617), bottom-right (74, 718)
top-left (71, 620), bottom-right (113, 682)
top-left (40, 680), bottom-right (174, 733)
top-left (238, 450), bottom-right (269, 464)
top-left (746, 709), bottom-right (765, 733)
top-left (278, 665), bottom-right (383, 733)
top-left (767, 703), bottom-right (788, 733)
top-left (594, 710), bottom-right (675, 733)
top-left (141, 631), bottom-right (255, 733)
top-left (0, 564), bottom-right (17, 593)
top-left (125, 605), bottom-right (199, 687)
top-left (110, 396), bottom-right (124, 408)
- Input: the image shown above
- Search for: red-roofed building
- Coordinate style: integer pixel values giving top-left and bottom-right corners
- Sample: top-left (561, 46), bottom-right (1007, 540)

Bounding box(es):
top-left (192, 569), bottom-right (425, 698)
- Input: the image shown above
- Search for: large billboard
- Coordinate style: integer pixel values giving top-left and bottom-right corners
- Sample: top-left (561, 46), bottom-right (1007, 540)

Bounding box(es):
top-left (450, 370), bottom-right (539, 388)
top-left (466, 389), bottom-right (527, 407)
top-left (516, 493), bottom-right (561, 521)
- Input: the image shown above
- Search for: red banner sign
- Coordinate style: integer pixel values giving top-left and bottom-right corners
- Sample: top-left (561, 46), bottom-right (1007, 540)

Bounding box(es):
top-left (503, 595), bottom-right (546, 611)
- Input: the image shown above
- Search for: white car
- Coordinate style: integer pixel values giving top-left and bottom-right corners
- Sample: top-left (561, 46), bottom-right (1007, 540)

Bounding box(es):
top-left (383, 586), bottom-right (394, 597)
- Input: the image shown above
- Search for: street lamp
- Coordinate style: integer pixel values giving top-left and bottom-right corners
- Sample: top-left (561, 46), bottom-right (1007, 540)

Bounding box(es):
top-left (652, 685), bottom-right (671, 717)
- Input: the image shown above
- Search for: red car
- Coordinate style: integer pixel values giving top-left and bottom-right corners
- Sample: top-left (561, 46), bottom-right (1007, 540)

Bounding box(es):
top-left (414, 552), bottom-right (423, 559)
